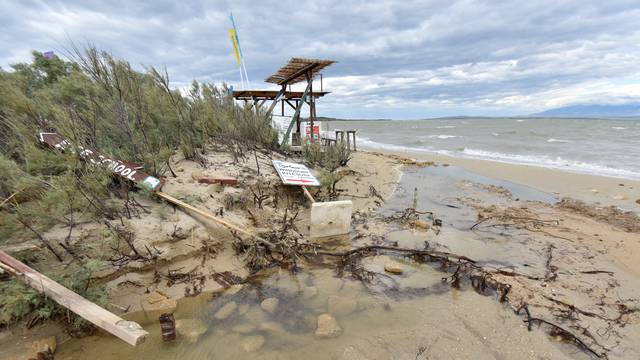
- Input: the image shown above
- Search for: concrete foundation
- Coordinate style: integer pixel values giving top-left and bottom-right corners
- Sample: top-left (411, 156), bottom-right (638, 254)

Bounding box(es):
top-left (309, 200), bottom-right (353, 238)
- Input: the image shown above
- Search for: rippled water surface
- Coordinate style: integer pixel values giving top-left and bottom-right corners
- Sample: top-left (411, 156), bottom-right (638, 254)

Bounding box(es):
top-left (327, 118), bottom-right (640, 180)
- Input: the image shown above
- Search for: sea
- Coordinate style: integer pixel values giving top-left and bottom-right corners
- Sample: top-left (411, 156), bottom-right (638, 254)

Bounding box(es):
top-left (326, 117), bottom-right (640, 181)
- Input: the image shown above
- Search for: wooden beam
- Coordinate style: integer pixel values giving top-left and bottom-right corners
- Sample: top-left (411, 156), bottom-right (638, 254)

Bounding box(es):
top-left (284, 99), bottom-right (297, 110)
top-left (264, 86), bottom-right (286, 119)
top-left (155, 192), bottom-right (275, 248)
top-left (278, 62), bottom-right (318, 85)
top-left (0, 250), bottom-right (148, 346)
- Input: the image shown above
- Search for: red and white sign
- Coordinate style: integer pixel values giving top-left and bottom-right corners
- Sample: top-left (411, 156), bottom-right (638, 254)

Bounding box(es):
top-left (38, 132), bottom-right (163, 191)
top-left (304, 124), bottom-right (321, 143)
top-left (272, 160), bottom-right (320, 186)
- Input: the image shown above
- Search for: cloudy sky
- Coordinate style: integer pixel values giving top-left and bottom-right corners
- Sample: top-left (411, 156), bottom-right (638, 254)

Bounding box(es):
top-left (2, 0), bottom-right (640, 119)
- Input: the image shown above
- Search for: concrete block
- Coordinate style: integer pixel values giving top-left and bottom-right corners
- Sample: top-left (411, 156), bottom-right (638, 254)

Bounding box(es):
top-left (310, 200), bottom-right (353, 238)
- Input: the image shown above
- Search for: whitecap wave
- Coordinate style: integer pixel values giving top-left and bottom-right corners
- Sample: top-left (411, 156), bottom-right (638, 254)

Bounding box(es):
top-left (491, 132), bottom-right (500, 136)
top-left (436, 125), bottom-right (456, 129)
top-left (428, 134), bottom-right (459, 139)
top-left (547, 138), bottom-right (572, 143)
top-left (461, 148), bottom-right (640, 180)
top-left (611, 126), bottom-right (627, 130)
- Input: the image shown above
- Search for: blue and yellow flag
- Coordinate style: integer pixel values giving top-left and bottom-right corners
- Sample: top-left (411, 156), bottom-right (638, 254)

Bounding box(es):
top-left (229, 28), bottom-right (242, 65)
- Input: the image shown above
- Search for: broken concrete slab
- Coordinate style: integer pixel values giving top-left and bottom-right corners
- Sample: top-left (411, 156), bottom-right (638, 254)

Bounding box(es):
top-left (310, 200), bottom-right (353, 238)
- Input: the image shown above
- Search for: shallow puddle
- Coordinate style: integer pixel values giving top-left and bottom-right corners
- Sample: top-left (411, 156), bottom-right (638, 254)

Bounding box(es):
top-left (55, 265), bottom-right (589, 360)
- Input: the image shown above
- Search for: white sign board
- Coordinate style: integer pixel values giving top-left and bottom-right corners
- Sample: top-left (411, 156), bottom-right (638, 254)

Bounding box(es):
top-left (272, 160), bottom-right (320, 186)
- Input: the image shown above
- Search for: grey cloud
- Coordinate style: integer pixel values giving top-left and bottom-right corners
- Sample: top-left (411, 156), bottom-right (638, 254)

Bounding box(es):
top-left (1, 0), bottom-right (640, 118)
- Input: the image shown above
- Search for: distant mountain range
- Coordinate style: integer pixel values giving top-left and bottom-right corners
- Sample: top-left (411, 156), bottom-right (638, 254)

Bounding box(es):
top-left (533, 103), bottom-right (640, 117)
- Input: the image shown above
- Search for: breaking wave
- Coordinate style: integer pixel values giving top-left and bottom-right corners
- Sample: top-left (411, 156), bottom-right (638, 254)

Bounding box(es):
top-left (356, 137), bottom-right (640, 180)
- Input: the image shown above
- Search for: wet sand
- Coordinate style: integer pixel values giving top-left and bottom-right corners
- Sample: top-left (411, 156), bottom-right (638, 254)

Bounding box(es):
top-left (364, 148), bottom-right (640, 212)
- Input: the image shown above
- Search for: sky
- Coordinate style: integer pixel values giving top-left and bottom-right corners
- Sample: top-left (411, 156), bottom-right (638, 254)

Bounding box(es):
top-left (1, 0), bottom-right (640, 119)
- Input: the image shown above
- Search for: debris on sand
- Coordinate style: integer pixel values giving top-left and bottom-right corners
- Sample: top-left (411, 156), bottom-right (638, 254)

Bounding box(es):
top-left (558, 198), bottom-right (640, 232)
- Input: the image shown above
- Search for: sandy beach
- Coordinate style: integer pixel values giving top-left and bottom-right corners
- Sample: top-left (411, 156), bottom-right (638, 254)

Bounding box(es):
top-left (2, 148), bottom-right (640, 360)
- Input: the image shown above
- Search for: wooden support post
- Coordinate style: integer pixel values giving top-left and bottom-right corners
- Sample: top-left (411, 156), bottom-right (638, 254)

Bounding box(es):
top-left (308, 72), bottom-right (314, 144)
top-left (302, 186), bottom-right (315, 203)
top-left (0, 250), bottom-right (148, 346)
top-left (280, 79), bottom-right (312, 147)
top-left (347, 130), bottom-right (357, 151)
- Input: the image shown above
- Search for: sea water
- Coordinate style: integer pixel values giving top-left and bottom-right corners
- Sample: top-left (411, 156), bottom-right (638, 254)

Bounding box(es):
top-left (327, 117), bottom-right (640, 180)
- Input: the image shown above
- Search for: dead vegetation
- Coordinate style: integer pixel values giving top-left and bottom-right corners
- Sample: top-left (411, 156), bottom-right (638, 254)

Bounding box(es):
top-left (558, 198), bottom-right (640, 232)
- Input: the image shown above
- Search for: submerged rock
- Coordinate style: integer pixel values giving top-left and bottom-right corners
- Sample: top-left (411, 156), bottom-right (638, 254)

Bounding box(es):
top-left (241, 335), bottom-right (265, 352)
top-left (176, 318), bottom-right (208, 343)
top-left (302, 286), bottom-right (318, 299)
top-left (327, 296), bottom-right (357, 317)
top-left (243, 307), bottom-right (267, 324)
top-left (260, 297), bottom-right (279, 314)
top-left (259, 321), bottom-right (287, 335)
top-left (315, 313), bottom-right (342, 338)
top-left (237, 304), bottom-right (250, 316)
top-left (214, 301), bottom-right (237, 320)
top-left (231, 323), bottom-right (257, 334)
top-left (384, 262), bottom-right (403, 275)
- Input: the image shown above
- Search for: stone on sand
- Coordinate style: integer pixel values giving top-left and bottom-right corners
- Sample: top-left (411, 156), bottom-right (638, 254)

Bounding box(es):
top-left (260, 297), bottom-right (279, 314)
top-left (315, 314), bottom-right (342, 338)
top-left (142, 291), bottom-right (177, 314)
top-left (214, 301), bottom-right (237, 320)
top-left (191, 170), bottom-right (204, 181)
top-left (384, 262), bottom-right (403, 275)
top-left (327, 296), bottom-right (357, 317)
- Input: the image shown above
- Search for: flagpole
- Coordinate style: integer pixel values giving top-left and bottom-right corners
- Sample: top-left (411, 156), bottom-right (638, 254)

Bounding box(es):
top-left (230, 12), bottom-right (250, 89)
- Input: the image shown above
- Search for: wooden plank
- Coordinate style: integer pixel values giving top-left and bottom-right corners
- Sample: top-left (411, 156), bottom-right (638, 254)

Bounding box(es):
top-left (155, 192), bottom-right (275, 248)
top-left (0, 250), bottom-right (148, 346)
